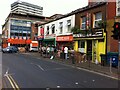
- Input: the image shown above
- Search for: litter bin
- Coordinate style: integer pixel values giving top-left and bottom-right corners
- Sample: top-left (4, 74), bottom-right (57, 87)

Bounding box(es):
top-left (107, 52), bottom-right (118, 67)
top-left (100, 54), bottom-right (107, 66)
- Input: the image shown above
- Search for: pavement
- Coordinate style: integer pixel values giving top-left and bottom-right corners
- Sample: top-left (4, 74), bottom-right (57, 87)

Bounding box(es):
top-left (21, 52), bottom-right (120, 80)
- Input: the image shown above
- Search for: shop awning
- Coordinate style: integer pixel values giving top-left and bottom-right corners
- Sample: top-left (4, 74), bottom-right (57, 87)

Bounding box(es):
top-left (43, 38), bottom-right (56, 46)
top-left (43, 38), bottom-right (55, 42)
top-left (8, 38), bottom-right (31, 44)
top-left (56, 35), bottom-right (73, 42)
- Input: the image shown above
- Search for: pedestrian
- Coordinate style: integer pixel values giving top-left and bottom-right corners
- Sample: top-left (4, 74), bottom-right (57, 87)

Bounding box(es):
top-left (46, 46), bottom-right (50, 57)
top-left (42, 46), bottom-right (46, 56)
top-left (71, 51), bottom-right (75, 64)
top-left (64, 46), bottom-right (68, 60)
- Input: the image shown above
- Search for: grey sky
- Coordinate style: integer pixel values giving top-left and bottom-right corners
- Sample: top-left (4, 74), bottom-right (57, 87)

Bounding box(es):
top-left (0, 0), bottom-right (88, 34)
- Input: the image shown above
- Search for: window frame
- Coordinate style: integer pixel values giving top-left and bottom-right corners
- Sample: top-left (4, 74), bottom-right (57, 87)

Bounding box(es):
top-left (81, 16), bottom-right (86, 30)
top-left (93, 12), bottom-right (102, 28)
top-left (59, 22), bottom-right (63, 34)
top-left (78, 40), bottom-right (85, 48)
top-left (46, 26), bottom-right (49, 35)
top-left (67, 20), bottom-right (71, 33)
top-left (51, 24), bottom-right (55, 34)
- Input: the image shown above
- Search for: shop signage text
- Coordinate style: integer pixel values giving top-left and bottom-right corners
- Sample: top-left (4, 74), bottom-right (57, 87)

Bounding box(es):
top-left (56, 35), bottom-right (73, 41)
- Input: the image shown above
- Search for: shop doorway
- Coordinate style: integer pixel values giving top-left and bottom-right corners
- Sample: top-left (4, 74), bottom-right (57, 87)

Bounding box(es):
top-left (87, 40), bottom-right (92, 60)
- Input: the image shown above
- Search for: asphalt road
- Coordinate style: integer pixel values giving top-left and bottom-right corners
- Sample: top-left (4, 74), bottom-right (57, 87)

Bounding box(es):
top-left (2, 53), bottom-right (119, 89)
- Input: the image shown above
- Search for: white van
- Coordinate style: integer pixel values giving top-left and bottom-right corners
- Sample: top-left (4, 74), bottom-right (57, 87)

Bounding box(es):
top-left (29, 41), bottom-right (38, 52)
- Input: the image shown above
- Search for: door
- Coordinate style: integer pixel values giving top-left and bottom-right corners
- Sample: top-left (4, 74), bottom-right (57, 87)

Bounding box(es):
top-left (87, 40), bottom-right (92, 60)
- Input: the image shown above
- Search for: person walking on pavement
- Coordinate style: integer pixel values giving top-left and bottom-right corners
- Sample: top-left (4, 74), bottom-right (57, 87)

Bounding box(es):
top-left (64, 46), bottom-right (68, 60)
top-left (46, 46), bottom-right (50, 57)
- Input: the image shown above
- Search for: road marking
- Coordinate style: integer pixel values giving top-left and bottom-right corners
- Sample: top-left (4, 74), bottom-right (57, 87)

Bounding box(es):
top-left (75, 82), bottom-right (79, 85)
top-left (6, 75), bottom-right (16, 89)
top-left (31, 63), bottom-right (45, 71)
top-left (57, 85), bottom-right (60, 88)
top-left (9, 75), bottom-right (20, 89)
top-left (22, 53), bottom-right (119, 80)
top-left (36, 64), bottom-right (44, 71)
top-left (4, 69), bottom-right (20, 90)
top-left (5, 75), bottom-right (20, 90)
top-left (44, 68), bottom-right (69, 71)
top-left (76, 67), bottom-right (119, 80)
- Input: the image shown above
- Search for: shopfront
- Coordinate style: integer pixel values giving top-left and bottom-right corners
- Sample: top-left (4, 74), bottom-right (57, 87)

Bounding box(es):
top-left (9, 19), bottom-right (31, 47)
top-left (56, 35), bottom-right (73, 50)
top-left (43, 34), bottom-right (56, 46)
top-left (73, 29), bottom-right (106, 63)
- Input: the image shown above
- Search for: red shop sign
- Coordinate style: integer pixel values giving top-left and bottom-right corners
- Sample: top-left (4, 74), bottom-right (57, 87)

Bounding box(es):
top-left (56, 35), bottom-right (73, 41)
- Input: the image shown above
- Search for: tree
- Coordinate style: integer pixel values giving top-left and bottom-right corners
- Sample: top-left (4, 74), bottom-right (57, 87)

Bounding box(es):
top-left (71, 26), bottom-right (81, 34)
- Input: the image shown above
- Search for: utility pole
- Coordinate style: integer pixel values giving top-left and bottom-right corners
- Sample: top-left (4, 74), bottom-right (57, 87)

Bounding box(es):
top-left (118, 37), bottom-right (120, 90)
top-left (118, 37), bottom-right (120, 78)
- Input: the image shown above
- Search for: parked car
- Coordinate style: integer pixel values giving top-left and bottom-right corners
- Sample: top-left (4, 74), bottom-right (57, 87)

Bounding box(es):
top-left (12, 46), bottom-right (19, 52)
top-left (2, 46), bottom-right (18, 53)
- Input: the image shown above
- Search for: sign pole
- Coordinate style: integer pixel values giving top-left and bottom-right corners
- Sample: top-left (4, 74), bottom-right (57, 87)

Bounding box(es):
top-left (110, 57), bottom-right (112, 73)
top-left (118, 36), bottom-right (120, 90)
top-left (118, 36), bottom-right (120, 81)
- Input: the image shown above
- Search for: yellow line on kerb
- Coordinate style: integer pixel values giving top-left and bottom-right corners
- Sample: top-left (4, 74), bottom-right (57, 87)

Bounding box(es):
top-left (6, 75), bottom-right (20, 90)
top-left (6, 75), bottom-right (16, 90)
top-left (9, 75), bottom-right (20, 90)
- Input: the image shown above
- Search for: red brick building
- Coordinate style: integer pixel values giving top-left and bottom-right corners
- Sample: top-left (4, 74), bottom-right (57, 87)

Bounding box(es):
top-left (88, 0), bottom-right (118, 53)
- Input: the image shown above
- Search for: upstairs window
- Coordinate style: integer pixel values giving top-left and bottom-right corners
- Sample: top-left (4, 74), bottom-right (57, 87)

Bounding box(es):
top-left (94, 12), bottom-right (102, 28)
top-left (51, 24), bottom-right (55, 34)
top-left (81, 16), bottom-right (86, 30)
top-left (67, 20), bottom-right (71, 33)
top-left (59, 22), bottom-right (63, 34)
top-left (46, 26), bottom-right (49, 35)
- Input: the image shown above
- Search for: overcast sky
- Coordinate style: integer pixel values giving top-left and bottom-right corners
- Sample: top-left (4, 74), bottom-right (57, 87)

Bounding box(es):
top-left (0, 0), bottom-right (88, 34)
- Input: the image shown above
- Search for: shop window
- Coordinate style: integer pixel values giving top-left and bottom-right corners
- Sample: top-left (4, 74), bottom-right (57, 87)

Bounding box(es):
top-left (59, 22), bottom-right (63, 34)
top-left (78, 41), bottom-right (85, 53)
top-left (78, 41), bottom-right (85, 48)
top-left (94, 12), bottom-right (102, 28)
top-left (81, 16), bottom-right (86, 30)
top-left (67, 20), bottom-right (71, 33)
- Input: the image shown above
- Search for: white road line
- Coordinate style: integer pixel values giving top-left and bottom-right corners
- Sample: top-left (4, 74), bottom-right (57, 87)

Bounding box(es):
top-left (36, 64), bottom-right (44, 71)
top-left (31, 63), bottom-right (45, 71)
top-left (57, 85), bottom-right (60, 88)
top-left (76, 67), bottom-right (119, 80)
top-left (45, 68), bottom-right (69, 71)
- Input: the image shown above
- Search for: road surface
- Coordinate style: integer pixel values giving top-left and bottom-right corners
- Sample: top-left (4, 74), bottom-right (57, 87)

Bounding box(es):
top-left (2, 53), bottom-right (119, 89)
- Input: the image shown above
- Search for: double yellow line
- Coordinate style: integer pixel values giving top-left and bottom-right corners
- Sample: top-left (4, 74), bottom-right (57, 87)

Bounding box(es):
top-left (6, 74), bottom-right (20, 90)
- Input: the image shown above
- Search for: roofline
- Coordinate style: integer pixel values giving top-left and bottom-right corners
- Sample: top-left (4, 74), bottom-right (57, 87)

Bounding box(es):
top-left (39, 2), bottom-right (107, 26)
top-left (4, 12), bottom-right (49, 25)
